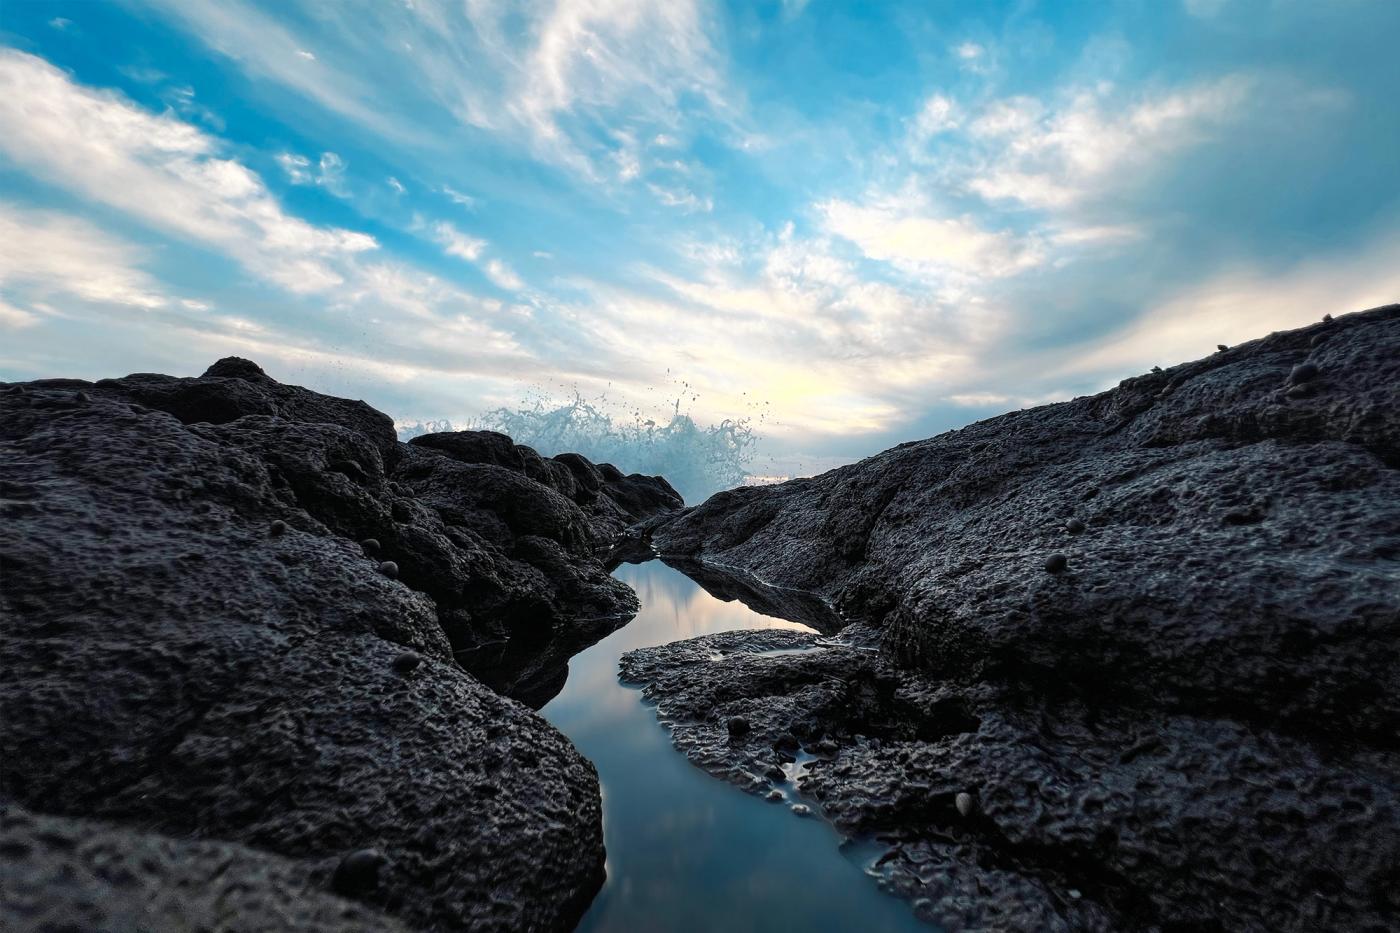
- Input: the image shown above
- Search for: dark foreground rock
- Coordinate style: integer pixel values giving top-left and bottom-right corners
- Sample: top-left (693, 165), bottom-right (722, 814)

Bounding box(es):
top-left (0, 359), bottom-right (679, 930)
top-left (633, 306), bottom-right (1400, 931)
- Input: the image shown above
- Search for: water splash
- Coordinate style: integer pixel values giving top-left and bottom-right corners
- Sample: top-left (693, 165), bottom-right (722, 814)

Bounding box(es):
top-left (397, 393), bottom-right (766, 504)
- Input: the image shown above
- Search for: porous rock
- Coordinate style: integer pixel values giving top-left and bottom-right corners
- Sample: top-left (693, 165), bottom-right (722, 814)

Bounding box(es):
top-left (0, 357), bottom-right (686, 930)
top-left (637, 306), bottom-right (1400, 931)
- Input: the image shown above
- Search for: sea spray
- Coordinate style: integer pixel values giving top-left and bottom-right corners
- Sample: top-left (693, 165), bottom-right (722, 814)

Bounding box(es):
top-left (397, 391), bottom-right (765, 503)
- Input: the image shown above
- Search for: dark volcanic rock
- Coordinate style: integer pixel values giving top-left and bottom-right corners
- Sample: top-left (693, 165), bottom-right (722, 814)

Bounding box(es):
top-left (636, 306), bottom-right (1400, 931)
top-left (1, 804), bottom-right (411, 932)
top-left (0, 357), bottom-right (685, 930)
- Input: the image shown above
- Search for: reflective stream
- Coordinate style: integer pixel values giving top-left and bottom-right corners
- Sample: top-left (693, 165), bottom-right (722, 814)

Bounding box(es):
top-left (541, 561), bottom-right (926, 932)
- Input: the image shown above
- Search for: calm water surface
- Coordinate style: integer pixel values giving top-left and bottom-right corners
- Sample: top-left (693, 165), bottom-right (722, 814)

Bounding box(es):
top-left (541, 561), bottom-right (926, 932)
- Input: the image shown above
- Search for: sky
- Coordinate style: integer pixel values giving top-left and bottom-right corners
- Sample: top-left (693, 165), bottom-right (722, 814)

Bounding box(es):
top-left (1, 0), bottom-right (1397, 476)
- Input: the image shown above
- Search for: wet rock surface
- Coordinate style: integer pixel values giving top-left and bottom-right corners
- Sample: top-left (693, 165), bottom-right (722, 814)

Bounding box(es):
top-left (0, 358), bottom-right (679, 930)
top-left (636, 306), bottom-right (1400, 931)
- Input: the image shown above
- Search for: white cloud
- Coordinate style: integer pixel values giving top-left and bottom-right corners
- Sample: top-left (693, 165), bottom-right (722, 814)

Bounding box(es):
top-left (295, 49), bottom-right (316, 61)
top-left (278, 150), bottom-right (348, 196)
top-left (0, 49), bottom-right (376, 295)
top-left (430, 221), bottom-right (487, 261)
top-left (820, 199), bottom-right (1044, 279)
top-left (0, 49), bottom-right (535, 386)
top-left (911, 93), bottom-right (959, 141)
top-left (483, 259), bottom-right (524, 291)
top-left (151, 0), bottom-right (739, 184)
top-left (139, 0), bottom-right (406, 141)
top-left (512, 0), bottom-right (724, 167)
top-left (0, 297), bottom-right (40, 329)
top-left (388, 176), bottom-right (406, 195)
top-left (441, 185), bottom-right (476, 208)
top-left (49, 17), bottom-right (72, 31)
top-left (0, 204), bottom-right (174, 312)
top-left (648, 183), bottom-right (713, 213)
top-left (966, 77), bottom-right (1253, 209)
top-left (426, 220), bottom-right (525, 291)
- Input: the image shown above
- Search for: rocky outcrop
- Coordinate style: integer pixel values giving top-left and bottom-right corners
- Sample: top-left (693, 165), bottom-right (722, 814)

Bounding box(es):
top-left (633, 306), bottom-right (1400, 931)
top-left (0, 358), bottom-right (679, 930)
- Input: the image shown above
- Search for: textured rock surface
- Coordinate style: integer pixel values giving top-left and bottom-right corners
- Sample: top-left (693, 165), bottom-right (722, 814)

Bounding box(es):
top-left (636, 306), bottom-right (1400, 931)
top-left (0, 358), bottom-right (678, 930)
top-left (1, 803), bottom-right (411, 932)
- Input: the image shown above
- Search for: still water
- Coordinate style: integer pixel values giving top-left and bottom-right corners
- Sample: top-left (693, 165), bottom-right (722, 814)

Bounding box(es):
top-left (541, 560), bottom-right (926, 932)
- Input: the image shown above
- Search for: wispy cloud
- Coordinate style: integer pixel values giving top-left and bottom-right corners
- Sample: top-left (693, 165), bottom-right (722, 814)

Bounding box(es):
top-left (0, 49), bottom-right (375, 294)
top-left (277, 150), bottom-right (349, 196)
top-left (0, 203), bottom-right (174, 314)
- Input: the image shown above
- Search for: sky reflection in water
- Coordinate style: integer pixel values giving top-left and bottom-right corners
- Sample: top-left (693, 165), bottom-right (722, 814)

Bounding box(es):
top-left (542, 561), bottom-right (928, 932)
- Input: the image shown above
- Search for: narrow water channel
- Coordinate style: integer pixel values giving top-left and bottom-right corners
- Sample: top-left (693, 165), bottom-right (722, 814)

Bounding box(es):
top-left (541, 560), bottom-right (927, 932)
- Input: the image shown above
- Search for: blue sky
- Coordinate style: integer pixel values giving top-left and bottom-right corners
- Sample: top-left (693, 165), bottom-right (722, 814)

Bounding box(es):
top-left (1, 0), bottom-right (1397, 474)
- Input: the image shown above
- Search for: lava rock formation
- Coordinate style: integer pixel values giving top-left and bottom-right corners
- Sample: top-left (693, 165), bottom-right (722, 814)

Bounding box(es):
top-left (0, 358), bottom-right (680, 931)
top-left (628, 305), bottom-right (1400, 931)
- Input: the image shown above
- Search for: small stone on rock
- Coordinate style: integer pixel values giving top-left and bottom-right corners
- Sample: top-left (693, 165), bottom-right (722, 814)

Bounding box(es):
top-left (790, 804), bottom-right (811, 817)
top-left (1045, 553), bottom-right (1068, 574)
top-left (1323, 313), bottom-right (1333, 323)
top-left (1217, 344), bottom-right (1228, 352)
top-left (392, 651), bottom-right (421, 675)
top-left (727, 715), bottom-right (750, 737)
top-left (766, 790), bottom-right (784, 802)
top-left (333, 848), bottom-right (387, 896)
top-left (378, 560), bottom-right (399, 579)
top-left (269, 519), bottom-right (287, 537)
top-left (360, 537), bottom-right (381, 556)
top-left (1289, 362), bottom-right (1319, 384)
top-left (956, 791), bottom-right (976, 818)
top-left (1066, 518), bottom-right (1086, 534)
top-left (1151, 366), bottom-right (1162, 373)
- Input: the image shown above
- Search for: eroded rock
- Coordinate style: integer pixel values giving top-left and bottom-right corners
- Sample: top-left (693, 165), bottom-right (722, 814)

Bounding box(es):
top-left (636, 306), bottom-right (1400, 931)
top-left (0, 358), bottom-right (684, 930)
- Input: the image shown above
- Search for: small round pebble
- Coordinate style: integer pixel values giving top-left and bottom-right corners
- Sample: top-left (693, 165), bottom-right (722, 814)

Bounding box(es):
top-left (1066, 518), bottom-right (1086, 534)
top-left (1289, 362), bottom-right (1319, 384)
top-left (360, 538), bottom-right (381, 557)
top-left (1323, 313), bottom-right (1334, 323)
top-left (766, 790), bottom-right (784, 802)
top-left (727, 715), bottom-right (750, 737)
top-left (378, 560), bottom-right (399, 579)
top-left (1216, 344), bottom-right (1228, 352)
top-left (1045, 553), bottom-right (1068, 574)
top-left (955, 791), bottom-right (976, 818)
top-left (269, 519), bottom-right (287, 537)
top-left (333, 848), bottom-right (386, 896)
top-left (392, 650), bottom-right (421, 675)
top-left (790, 804), bottom-right (811, 817)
